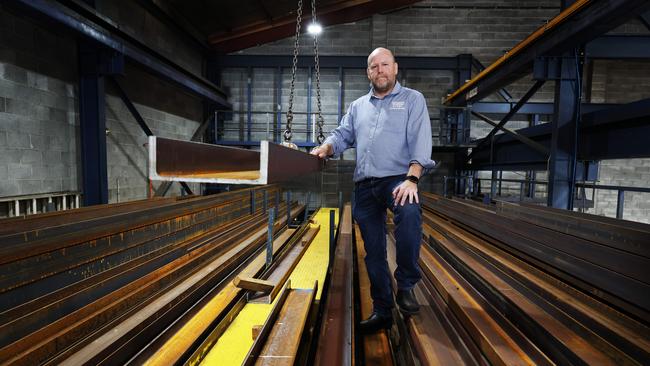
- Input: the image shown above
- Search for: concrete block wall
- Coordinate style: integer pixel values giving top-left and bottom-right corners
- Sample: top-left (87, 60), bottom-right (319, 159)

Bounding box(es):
top-left (0, 5), bottom-right (79, 198)
top-left (583, 59), bottom-right (650, 223)
top-left (0, 3), bottom-right (205, 212)
top-left (96, 0), bottom-right (204, 76)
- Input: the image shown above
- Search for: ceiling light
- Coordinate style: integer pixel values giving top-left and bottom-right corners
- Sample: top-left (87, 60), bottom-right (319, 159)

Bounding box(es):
top-left (307, 23), bottom-right (322, 35)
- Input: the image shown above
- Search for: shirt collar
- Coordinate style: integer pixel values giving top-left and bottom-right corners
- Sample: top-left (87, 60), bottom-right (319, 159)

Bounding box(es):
top-left (369, 81), bottom-right (402, 99)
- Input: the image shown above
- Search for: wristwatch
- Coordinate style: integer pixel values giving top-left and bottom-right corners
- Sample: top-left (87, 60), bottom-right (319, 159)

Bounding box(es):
top-left (406, 175), bottom-right (419, 184)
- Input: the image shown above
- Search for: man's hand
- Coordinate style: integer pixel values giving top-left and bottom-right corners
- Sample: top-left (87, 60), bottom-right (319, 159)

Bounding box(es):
top-left (310, 143), bottom-right (333, 158)
top-left (392, 180), bottom-right (419, 206)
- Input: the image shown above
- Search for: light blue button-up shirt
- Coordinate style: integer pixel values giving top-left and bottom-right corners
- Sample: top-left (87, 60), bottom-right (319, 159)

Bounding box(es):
top-left (324, 82), bottom-right (436, 182)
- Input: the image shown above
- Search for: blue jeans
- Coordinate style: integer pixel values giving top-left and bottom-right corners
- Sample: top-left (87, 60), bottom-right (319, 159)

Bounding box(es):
top-left (353, 175), bottom-right (422, 316)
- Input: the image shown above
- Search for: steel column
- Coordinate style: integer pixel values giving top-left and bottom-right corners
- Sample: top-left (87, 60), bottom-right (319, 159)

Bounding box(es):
top-left (337, 67), bottom-right (344, 125)
top-left (307, 66), bottom-right (312, 142)
top-left (79, 42), bottom-right (108, 206)
top-left (548, 49), bottom-right (582, 210)
top-left (275, 67), bottom-right (282, 143)
top-left (616, 190), bottom-right (625, 219)
top-left (247, 67), bottom-right (253, 142)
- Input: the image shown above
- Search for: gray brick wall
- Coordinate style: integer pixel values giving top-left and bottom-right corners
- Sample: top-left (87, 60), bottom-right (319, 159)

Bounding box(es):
top-left (0, 4), bottom-right (78, 197)
top-left (96, 0), bottom-right (204, 76)
top-left (0, 4), bottom-right (204, 206)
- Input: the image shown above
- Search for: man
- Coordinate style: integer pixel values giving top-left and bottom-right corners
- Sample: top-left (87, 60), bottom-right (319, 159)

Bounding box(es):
top-left (311, 47), bottom-right (436, 333)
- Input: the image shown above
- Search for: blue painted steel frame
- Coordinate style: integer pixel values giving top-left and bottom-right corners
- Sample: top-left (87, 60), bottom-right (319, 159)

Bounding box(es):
top-left (13, 0), bottom-right (230, 108)
top-left (445, 0), bottom-right (650, 106)
top-left (79, 42), bottom-right (109, 206)
top-left (214, 55), bottom-right (467, 70)
top-left (214, 55), bottom-right (468, 146)
top-left (469, 99), bottom-right (650, 170)
top-left (276, 67), bottom-right (282, 143)
top-left (247, 67), bottom-right (253, 142)
top-left (338, 67), bottom-right (344, 126)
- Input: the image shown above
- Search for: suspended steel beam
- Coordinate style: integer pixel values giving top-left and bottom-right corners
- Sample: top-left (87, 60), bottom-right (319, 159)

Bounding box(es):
top-left (444, 0), bottom-right (650, 106)
top-left (148, 137), bottom-right (323, 185)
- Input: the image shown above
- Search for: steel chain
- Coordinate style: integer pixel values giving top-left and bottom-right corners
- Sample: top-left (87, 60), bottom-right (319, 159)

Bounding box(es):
top-left (311, 0), bottom-right (325, 144)
top-left (284, 0), bottom-right (303, 143)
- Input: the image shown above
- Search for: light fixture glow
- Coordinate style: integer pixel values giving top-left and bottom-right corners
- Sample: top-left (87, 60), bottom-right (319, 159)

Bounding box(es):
top-left (307, 23), bottom-right (322, 35)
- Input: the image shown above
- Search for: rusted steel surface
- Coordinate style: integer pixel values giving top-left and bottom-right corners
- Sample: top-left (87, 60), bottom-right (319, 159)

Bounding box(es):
top-left (143, 226), bottom-right (305, 366)
top-left (0, 196), bottom-right (174, 236)
top-left (353, 226), bottom-right (393, 366)
top-left (314, 204), bottom-right (353, 366)
top-left (250, 225), bottom-right (320, 304)
top-left (421, 193), bottom-right (650, 322)
top-left (0, 187), bottom-right (280, 315)
top-left (149, 137), bottom-right (323, 185)
top-left (0, 186), bottom-right (305, 365)
top-left (265, 140), bottom-right (323, 183)
top-left (243, 283), bottom-right (317, 366)
top-left (154, 136), bottom-right (260, 178)
top-left (496, 200), bottom-right (650, 258)
top-left (416, 192), bottom-right (650, 366)
top-left (383, 234), bottom-right (477, 366)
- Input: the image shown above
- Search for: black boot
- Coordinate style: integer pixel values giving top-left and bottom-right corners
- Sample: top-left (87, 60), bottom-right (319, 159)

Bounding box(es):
top-left (396, 288), bottom-right (420, 315)
top-left (359, 312), bottom-right (393, 333)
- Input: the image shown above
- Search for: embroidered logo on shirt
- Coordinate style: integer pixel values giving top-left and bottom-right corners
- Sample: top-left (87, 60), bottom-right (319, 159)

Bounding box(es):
top-left (390, 101), bottom-right (406, 110)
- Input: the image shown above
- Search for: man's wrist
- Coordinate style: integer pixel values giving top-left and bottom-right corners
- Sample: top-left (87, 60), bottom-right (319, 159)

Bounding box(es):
top-left (406, 175), bottom-right (419, 184)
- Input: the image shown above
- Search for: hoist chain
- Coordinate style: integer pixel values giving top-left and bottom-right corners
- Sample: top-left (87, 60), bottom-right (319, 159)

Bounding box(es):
top-left (284, 0), bottom-right (303, 143)
top-left (311, 0), bottom-right (325, 144)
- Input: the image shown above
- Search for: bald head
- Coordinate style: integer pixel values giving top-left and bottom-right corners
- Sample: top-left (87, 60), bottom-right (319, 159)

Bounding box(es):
top-left (366, 47), bottom-right (398, 97)
top-left (367, 47), bottom-right (395, 66)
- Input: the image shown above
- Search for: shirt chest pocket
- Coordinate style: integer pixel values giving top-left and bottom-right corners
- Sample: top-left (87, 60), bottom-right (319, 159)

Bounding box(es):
top-left (382, 109), bottom-right (407, 134)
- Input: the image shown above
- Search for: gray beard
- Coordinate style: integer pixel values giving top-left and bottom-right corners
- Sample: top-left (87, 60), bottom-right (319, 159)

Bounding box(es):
top-left (372, 79), bottom-right (394, 93)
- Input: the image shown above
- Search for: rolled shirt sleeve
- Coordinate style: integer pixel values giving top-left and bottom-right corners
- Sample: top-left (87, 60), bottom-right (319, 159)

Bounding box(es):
top-left (407, 92), bottom-right (436, 173)
top-left (323, 104), bottom-right (356, 156)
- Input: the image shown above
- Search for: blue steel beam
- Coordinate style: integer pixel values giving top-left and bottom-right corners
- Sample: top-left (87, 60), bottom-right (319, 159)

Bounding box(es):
top-left (79, 42), bottom-right (109, 206)
top-left (307, 66), bottom-right (312, 142)
top-left (275, 67), bottom-right (282, 143)
top-left (472, 58), bottom-right (513, 102)
top-left (12, 0), bottom-right (230, 108)
top-left (469, 99), bottom-right (650, 170)
top-left (467, 80), bottom-right (545, 161)
top-left (639, 11), bottom-right (650, 31)
top-left (445, 0), bottom-right (650, 106)
top-left (471, 101), bottom-right (615, 115)
top-left (337, 67), bottom-right (344, 126)
top-left (247, 67), bottom-right (253, 142)
top-left (213, 55), bottom-right (467, 70)
top-left (547, 47), bottom-right (582, 210)
top-left (108, 76), bottom-right (154, 136)
top-left (586, 35), bottom-right (650, 59)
